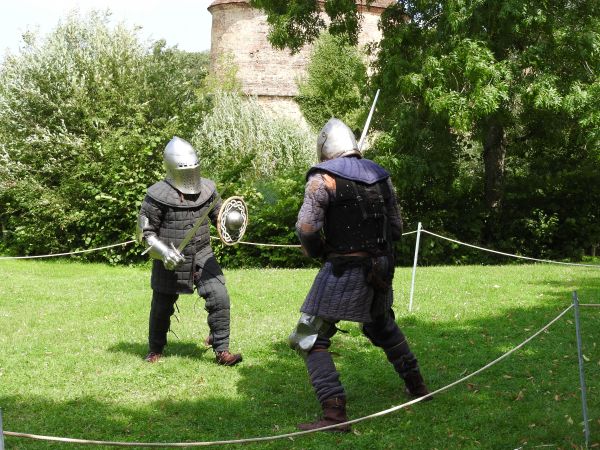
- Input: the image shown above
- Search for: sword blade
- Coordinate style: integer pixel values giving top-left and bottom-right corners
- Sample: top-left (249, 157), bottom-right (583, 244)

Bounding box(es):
top-left (358, 88), bottom-right (380, 151)
top-left (177, 195), bottom-right (221, 253)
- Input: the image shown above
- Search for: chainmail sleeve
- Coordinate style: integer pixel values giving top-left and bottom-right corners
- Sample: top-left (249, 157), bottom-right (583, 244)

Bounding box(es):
top-left (296, 172), bottom-right (332, 258)
top-left (385, 178), bottom-right (403, 241)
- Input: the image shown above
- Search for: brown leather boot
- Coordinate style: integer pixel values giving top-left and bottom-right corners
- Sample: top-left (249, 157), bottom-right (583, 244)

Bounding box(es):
top-left (144, 352), bottom-right (162, 363)
top-left (215, 350), bottom-right (242, 366)
top-left (297, 397), bottom-right (351, 433)
top-left (403, 371), bottom-right (432, 400)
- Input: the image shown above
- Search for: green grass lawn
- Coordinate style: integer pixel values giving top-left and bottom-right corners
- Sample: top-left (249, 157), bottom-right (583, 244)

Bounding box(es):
top-left (0, 259), bottom-right (599, 449)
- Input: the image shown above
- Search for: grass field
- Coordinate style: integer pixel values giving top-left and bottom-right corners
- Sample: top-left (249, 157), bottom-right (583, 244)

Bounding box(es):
top-left (0, 259), bottom-right (599, 449)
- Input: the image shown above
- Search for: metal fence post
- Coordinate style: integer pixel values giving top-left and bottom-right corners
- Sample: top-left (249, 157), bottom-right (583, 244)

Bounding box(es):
top-left (0, 408), bottom-right (5, 450)
top-left (572, 291), bottom-right (591, 447)
top-left (408, 222), bottom-right (422, 312)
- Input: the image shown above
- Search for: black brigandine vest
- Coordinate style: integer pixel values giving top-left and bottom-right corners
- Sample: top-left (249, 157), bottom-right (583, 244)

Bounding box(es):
top-left (324, 176), bottom-right (393, 255)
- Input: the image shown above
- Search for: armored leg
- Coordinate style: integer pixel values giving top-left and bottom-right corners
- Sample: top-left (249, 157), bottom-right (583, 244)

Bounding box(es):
top-left (362, 308), bottom-right (430, 399)
top-left (290, 315), bottom-right (349, 431)
top-left (302, 337), bottom-right (349, 432)
top-left (148, 290), bottom-right (178, 354)
top-left (306, 336), bottom-right (345, 403)
top-left (196, 277), bottom-right (231, 353)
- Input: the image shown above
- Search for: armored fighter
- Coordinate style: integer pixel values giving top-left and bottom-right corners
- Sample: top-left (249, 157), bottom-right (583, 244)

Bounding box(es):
top-left (137, 136), bottom-right (242, 366)
top-left (289, 118), bottom-right (431, 432)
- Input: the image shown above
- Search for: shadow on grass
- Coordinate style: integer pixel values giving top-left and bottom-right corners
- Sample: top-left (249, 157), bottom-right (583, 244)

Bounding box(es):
top-left (537, 275), bottom-right (600, 305)
top-left (107, 340), bottom-right (210, 360)
top-left (2, 274), bottom-right (599, 449)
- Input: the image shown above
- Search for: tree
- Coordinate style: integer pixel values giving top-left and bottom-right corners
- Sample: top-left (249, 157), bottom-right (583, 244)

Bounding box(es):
top-left (251, 0), bottom-right (600, 258)
top-left (296, 32), bottom-right (368, 131)
top-left (250, 0), bottom-right (364, 53)
top-left (375, 1), bottom-right (600, 236)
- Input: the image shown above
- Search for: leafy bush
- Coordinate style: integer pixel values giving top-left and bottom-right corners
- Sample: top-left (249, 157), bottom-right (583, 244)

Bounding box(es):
top-left (192, 91), bottom-right (317, 268)
top-left (0, 11), bottom-right (209, 262)
top-left (193, 91), bottom-right (314, 181)
top-left (296, 33), bottom-right (368, 132)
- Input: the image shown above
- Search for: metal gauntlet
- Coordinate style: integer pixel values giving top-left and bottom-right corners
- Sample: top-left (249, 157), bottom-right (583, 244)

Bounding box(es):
top-left (145, 235), bottom-right (184, 270)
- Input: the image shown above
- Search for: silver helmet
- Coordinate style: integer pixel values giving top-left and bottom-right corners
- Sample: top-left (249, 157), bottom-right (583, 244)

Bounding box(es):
top-left (163, 136), bottom-right (202, 195)
top-left (316, 118), bottom-right (361, 161)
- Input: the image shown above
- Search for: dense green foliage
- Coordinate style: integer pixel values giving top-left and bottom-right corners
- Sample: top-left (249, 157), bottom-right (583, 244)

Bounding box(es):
top-left (1, 259), bottom-right (599, 448)
top-left (296, 33), bottom-right (369, 132)
top-left (2, 5), bottom-right (599, 267)
top-left (250, 0), bottom-right (364, 53)
top-left (0, 12), bottom-right (315, 267)
top-left (253, 0), bottom-right (600, 264)
top-left (372, 0), bottom-right (600, 263)
top-left (193, 92), bottom-right (315, 268)
top-left (0, 11), bottom-right (208, 263)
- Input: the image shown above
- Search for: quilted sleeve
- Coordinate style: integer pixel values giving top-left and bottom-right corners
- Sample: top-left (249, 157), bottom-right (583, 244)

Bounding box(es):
top-left (208, 191), bottom-right (223, 227)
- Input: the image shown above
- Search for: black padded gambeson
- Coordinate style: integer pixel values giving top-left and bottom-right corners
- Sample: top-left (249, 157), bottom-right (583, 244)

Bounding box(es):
top-left (139, 179), bottom-right (223, 294)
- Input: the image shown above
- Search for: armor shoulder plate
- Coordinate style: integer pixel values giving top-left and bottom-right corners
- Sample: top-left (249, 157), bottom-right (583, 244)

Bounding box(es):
top-left (308, 157), bottom-right (389, 185)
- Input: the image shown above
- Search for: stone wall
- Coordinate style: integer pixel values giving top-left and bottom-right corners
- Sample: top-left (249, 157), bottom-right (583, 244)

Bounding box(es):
top-left (208, 0), bottom-right (393, 123)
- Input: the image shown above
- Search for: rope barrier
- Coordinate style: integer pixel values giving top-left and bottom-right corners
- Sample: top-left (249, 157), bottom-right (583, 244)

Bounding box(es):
top-left (210, 229), bottom-right (418, 248)
top-left (2, 226), bottom-right (594, 266)
top-left (0, 241), bottom-right (136, 260)
top-left (210, 236), bottom-right (300, 248)
top-left (3, 305), bottom-right (573, 447)
top-left (0, 226), bottom-right (594, 267)
top-left (421, 229), bottom-right (600, 269)
top-left (0, 229), bottom-right (423, 260)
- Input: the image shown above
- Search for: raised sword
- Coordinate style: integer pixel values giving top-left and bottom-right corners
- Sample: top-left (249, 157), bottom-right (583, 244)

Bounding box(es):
top-left (357, 88), bottom-right (380, 152)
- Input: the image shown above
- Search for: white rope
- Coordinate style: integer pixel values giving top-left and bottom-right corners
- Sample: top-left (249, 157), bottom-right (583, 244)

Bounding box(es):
top-left (210, 229), bottom-right (419, 248)
top-left (0, 241), bottom-right (136, 260)
top-left (209, 236), bottom-right (300, 248)
top-left (3, 305), bottom-right (573, 447)
top-left (422, 229), bottom-right (600, 268)
top-left (210, 236), bottom-right (301, 248)
top-left (240, 240), bottom-right (299, 248)
top-left (0, 228), bottom-right (421, 259)
top-left (580, 304), bottom-right (600, 308)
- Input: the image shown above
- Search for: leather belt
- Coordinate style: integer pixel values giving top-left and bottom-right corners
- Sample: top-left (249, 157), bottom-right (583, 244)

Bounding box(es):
top-left (328, 251), bottom-right (370, 258)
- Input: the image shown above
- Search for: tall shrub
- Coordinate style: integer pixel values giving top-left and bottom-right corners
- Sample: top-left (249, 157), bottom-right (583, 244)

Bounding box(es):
top-left (0, 11), bottom-right (208, 262)
top-left (193, 91), bottom-right (314, 180)
top-left (296, 32), bottom-right (368, 132)
top-left (193, 92), bottom-right (317, 267)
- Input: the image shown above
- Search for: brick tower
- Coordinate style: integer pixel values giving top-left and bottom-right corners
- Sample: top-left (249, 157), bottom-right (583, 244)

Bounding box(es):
top-left (208, 0), bottom-right (393, 123)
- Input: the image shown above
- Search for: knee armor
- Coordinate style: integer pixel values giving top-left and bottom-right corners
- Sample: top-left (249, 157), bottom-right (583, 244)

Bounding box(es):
top-left (289, 313), bottom-right (335, 355)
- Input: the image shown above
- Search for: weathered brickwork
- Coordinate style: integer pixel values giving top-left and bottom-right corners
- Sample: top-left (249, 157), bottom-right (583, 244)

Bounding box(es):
top-left (208, 0), bottom-right (393, 122)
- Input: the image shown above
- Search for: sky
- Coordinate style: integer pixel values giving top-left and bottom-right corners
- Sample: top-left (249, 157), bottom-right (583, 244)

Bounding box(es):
top-left (0, 0), bottom-right (213, 55)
